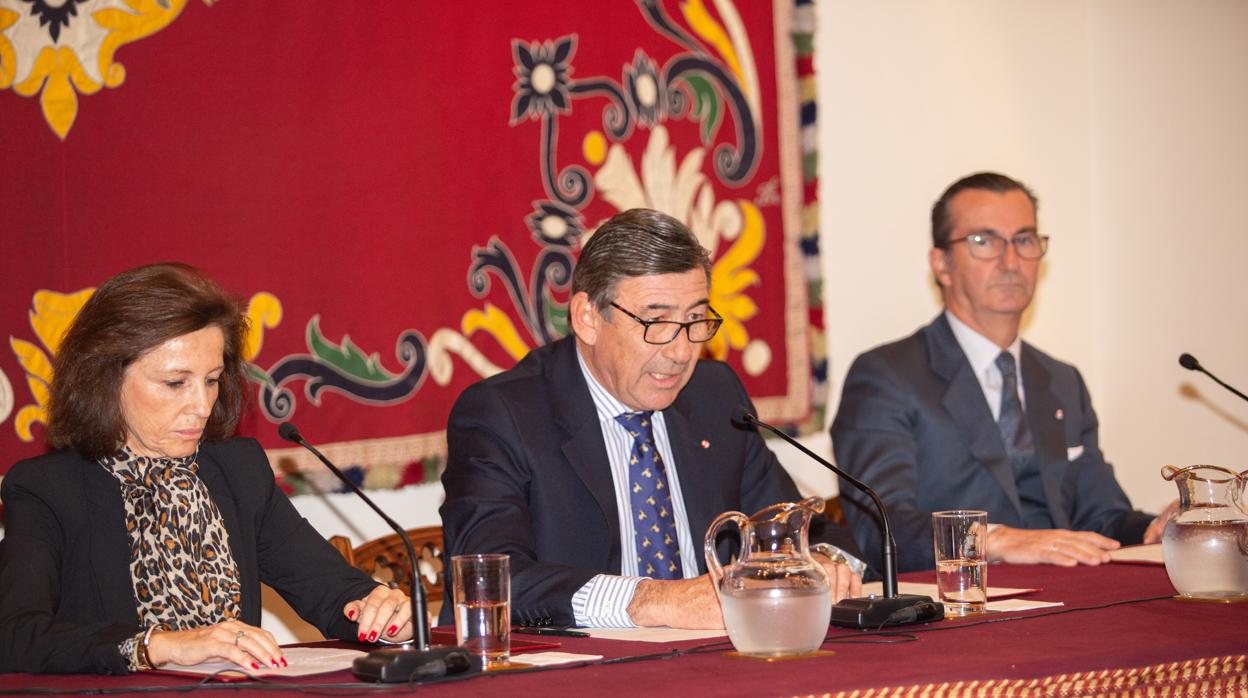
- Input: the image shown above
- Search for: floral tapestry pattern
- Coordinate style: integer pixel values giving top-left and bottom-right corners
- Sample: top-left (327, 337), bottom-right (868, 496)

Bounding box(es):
top-left (0, 0), bottom-right (822, 492)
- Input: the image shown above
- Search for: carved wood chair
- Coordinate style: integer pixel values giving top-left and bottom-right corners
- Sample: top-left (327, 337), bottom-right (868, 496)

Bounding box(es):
top-left (329, 526), bottom-right (447, 618)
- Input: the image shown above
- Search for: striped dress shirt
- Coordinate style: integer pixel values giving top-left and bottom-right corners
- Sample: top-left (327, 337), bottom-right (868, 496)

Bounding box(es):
top-left (569, 349), bottom-right (699, 627)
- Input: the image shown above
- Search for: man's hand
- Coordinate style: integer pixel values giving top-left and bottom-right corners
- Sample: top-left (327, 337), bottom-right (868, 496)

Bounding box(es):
top-left (626, 575), bottom-right (724, 629)
top-left (816, 559), bottom-right (863, 603)
top-left (625, 562), bottom-right (863, 629)
top-left (986, 525), bottom-right (1119, 566)
top-left (1143, 499), bottom-right (1181, 544)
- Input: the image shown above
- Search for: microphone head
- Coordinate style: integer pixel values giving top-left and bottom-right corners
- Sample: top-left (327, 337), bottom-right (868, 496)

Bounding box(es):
top-left (730, 405), bottom-right (758, 429)
top-left (277, 422), bottom-right (303, 443)
top-left (1178, 353), bottom-right (1200, 371)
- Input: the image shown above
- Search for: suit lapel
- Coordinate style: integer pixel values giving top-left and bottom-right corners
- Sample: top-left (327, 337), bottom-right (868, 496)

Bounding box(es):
top-left (1020, 345), bottom-right (1072, 529)
top-left (83, 461), bottom-right (141, 623)
top-left (549, 338), bottom-right (622, 568)
top-left (927, 315), bottom-right (1023, 517)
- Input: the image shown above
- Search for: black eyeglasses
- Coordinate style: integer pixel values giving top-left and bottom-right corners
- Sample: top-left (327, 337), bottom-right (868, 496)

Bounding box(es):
top-left (608, 302), bottom-right (723, 344)
top-left (939, 231), bottom-right (1050, 260)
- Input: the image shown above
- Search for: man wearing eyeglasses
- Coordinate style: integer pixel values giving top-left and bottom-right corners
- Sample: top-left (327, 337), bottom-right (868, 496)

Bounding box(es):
top-left (440, 208), bottom-right (863, 630)
top-left (830, 172), bottom-right (1174, 574)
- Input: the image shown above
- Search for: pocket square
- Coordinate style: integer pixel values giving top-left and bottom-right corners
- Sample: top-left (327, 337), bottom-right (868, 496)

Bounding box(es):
top-left (1066, 445), bottom-right (1084, 461)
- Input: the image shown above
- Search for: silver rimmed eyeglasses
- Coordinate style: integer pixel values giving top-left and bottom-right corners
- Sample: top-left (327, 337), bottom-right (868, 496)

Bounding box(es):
top-left (939, 231), bottom-right (1050, 260)
top-left (608, 302), bottom-right (723, 344)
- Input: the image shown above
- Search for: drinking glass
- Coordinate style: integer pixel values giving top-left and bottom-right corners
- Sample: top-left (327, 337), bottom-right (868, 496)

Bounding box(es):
top-left (931, 510), bottom-right (988, 616)
top-left (451, 554), bottom-right (510, 667)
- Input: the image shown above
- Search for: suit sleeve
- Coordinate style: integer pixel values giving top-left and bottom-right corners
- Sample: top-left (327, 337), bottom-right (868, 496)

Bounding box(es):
top-left (831, 352), bottom-right (937, 574)
top-left (1062, 370), bottom-right (1152, 544)
top-left (439, 383), bottom-right (599, 628)
top-left (0, 468), bottom-right (137, 674)
top-left (230, 440), bottom-right (380, 642)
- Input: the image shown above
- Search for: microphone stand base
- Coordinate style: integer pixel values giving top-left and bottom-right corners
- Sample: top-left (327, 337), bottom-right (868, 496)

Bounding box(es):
top-left (352, 645), bottom-right (480, 683)
top-left (830, 594), bottom-right (944, 629)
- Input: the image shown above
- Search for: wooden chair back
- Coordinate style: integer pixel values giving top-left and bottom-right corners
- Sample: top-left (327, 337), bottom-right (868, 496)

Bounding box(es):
top-left (329, 526), bottom-right (447, 616)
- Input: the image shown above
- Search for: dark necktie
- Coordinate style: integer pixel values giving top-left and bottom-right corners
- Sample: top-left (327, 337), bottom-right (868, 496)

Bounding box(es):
top-left (615, 412), bottom-right (683, 580)
top-left (995, 351), bottom-right (1034, 458)
top-left (996, 351), bottom-right (1053, 527)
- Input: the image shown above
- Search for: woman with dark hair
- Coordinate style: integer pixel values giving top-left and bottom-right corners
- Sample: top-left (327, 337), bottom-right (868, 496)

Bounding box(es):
top-left (0, 263), bottom-right (412, 674)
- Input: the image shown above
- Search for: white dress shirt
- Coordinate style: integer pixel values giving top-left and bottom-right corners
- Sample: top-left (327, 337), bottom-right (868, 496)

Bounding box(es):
top-left (944, 309), bottom-right (1026, 532)
top-left (944, 309), bottom-right (1025, 419)
top-left (569, 348), bottom-right (699, 627)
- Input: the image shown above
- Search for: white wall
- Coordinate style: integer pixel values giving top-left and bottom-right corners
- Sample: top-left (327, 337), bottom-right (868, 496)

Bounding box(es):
top-left (806, 0), bottom-right (1248, 511)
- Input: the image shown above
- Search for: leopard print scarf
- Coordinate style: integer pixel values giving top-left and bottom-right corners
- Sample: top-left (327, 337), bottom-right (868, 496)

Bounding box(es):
top-left (100, 447), bottom-right (243, 629)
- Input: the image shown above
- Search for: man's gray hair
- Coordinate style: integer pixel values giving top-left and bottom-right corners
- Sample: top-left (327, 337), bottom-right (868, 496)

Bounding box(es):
top-left (572, 208), bottom-right (712, 311)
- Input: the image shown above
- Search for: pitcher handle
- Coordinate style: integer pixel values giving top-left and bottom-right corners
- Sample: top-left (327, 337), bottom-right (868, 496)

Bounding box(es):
top-left (1233, 470), bottom-right (1248, 517)
top-left (704, 510), bottom-right (748, 586)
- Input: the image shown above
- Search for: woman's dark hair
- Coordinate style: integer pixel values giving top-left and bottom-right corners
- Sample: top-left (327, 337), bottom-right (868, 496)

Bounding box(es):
top-left (47, 263), bottom-right (250, 460)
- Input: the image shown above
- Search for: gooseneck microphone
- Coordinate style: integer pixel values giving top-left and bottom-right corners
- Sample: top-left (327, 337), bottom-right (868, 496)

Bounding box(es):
top-left (731, 406), bottom-right (942, 628)
top-left (278, 423), bottom-right (475, 682)
top-left (1179, 353), bottom-right (1248, 403)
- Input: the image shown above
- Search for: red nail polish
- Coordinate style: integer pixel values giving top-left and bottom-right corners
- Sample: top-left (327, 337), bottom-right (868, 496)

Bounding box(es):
top-left (251, 662), bottom-right (260, 670)
top-left (271, 660), bottom-right (280, 668)
top-left (280, 658), bottom-right (288, 667)
top-left (388, 625), bottom-right (398, 636)
top-left (347, 609), bottom-right (356, 620)
top-left (358, 632), bottom-right (367, 642)
top-left (368, 630), bottom-right (378, 642)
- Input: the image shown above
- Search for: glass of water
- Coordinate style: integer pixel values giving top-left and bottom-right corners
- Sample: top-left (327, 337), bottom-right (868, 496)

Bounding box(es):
top-left (931, 510), bottom-right (988, 616)
top-left (451, 553), bottom-right (510, 668)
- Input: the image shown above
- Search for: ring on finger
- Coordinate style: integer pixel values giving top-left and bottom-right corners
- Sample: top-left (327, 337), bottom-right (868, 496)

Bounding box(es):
top-left (234, 630), bottom-right (246, 647)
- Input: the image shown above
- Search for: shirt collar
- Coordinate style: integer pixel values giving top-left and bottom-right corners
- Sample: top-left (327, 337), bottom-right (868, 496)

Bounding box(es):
top-left (944, 309), bottom-right (1022, 378)
top-left (576, 345), bottom-right (636, 421)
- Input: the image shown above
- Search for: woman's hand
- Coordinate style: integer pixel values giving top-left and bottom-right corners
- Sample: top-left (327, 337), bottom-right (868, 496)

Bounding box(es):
top-left (145, 620), bottom-right (285, 671)
top-left (344, 584), bottom-right (413, 643)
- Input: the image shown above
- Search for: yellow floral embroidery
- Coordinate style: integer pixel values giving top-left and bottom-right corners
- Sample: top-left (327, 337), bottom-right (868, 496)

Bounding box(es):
top-left (0, 7), bottom-right (17, 89)
top-left (461, 304), bottom-right (530, 362)
top-left (6, 0), bottom-right (188, 140)
top-left (707, 201), bottom-right (763, 360)
top-left (242, 292), bottom-right (282, 362)
top-left (9, 288), bottom-right (93, 441)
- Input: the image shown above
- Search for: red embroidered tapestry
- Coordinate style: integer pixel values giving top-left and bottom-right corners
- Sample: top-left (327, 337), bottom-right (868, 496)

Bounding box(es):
top-left (0, 0), bottom-right (823, 490)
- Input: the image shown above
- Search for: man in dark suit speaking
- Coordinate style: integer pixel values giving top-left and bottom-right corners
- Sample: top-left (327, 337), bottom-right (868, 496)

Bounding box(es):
top-left (440, 208), bottom-right (863, 629)
top-left (831, 172), bottom-right (1175, 574)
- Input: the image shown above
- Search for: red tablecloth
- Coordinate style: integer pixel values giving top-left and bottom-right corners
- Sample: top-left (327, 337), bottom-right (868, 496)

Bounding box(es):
top-left (4, 562), bottom-right (1246, 697)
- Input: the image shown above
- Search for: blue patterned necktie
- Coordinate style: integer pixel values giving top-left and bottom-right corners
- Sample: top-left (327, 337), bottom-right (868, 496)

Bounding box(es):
top-left (615, 411), bottom-right (683, 580)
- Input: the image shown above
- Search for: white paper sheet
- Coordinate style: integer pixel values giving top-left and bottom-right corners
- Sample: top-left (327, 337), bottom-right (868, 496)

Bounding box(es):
top-left (1110, 543), bottom-right (1165, 565)
top-left (509, 651), bottom-right (604, 667)
top-left (861, 581), bottom-right (1038, 599)
top-left (581, 627), bottom-right (728, 643)
top-left (985, 598), bottom-right (1063, 612)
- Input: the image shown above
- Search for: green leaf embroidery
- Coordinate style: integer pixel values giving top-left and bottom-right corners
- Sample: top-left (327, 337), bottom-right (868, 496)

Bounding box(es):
top-left (306, 315), bottom-right (396, 382)
top-left (682, 73), bottom-right (722, 144)
top-left (544, 291), bottom-right (569, 339)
